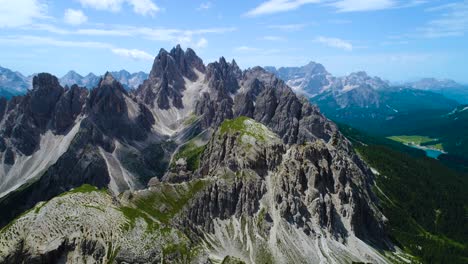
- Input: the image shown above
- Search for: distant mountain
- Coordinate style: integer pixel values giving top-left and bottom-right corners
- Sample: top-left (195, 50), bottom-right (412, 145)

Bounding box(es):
top-left (265, 62), bottom-right (333, 96)
top-left (0, 66), bottom-right (30, 96)
top-left (265, 63), bottom-right (389, 97)
top-left (59, 70), bottom-right (148, 90)
top-left (406, 78), bottom-right (462, 90)
top-left (0, 67), bottom-right (148, 99)
top-left (335, 71), bottom-right (389, 91)
top-left (404, 78), bottom-right (468, 104)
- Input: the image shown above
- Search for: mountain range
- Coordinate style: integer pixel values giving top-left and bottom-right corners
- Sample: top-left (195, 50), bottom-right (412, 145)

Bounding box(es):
top-left (0, 47), bottom-right (466, 263)
top-left (266, 62), bottom-right (468, 163)
top-left (265, 63), bottom-right (467, 103)
top-left (0, 66), bottom-right (148, 97)
top-left (60, 70), bottom-right (148, 90)
top-left (0, 46), bottom-right (400, 263)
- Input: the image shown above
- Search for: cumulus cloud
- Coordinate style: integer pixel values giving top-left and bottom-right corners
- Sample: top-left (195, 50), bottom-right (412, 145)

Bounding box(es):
top-left (315, 36), bottom-right (353, 51)
top-left (111, 48), bottom-right (154, 60)
top-left (0, 0), bottom-right (47, 27)
top-left (64, 9), bottom-right (88, 26)
top-left (78, 0), bottom-right (160, 16)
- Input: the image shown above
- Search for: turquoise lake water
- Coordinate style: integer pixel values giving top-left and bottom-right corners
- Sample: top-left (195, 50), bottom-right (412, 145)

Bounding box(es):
top-left (424, 149), bottom-right (444, 159)
top-left (407, 145), bottom-right (444, 159)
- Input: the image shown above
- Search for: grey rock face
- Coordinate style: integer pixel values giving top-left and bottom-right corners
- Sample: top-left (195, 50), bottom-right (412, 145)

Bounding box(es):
top-left (87, 72), bottom-right (154, 142)
top-left (0, 97), bottom-right (6, 121)
top-left (136, 45), bottom-right (205, 110)
top-left (53, 84), bottom-right (88, 133)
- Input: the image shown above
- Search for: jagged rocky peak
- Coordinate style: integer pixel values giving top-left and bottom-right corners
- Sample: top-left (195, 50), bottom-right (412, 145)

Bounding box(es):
top-left (137, 45), bottom-right (206, 110)
top-left (88, 72), bottom-right (128, 115)
top-left (99, 71), bottom-right (119, 87)
top-left (204, 56), bottom-right (242, 94)
top-left (170, 44), bottom-right (206, 79)
top-left (88, 72), bottom-right (154, 141)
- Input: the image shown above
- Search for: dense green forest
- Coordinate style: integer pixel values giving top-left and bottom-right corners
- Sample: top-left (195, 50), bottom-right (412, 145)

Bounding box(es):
top-left (340, 125), bottom-right (468, 264)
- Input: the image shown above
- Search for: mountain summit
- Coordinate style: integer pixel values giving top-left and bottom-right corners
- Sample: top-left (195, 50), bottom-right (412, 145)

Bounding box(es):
top-left (0, 46), bottom-right (398, 263)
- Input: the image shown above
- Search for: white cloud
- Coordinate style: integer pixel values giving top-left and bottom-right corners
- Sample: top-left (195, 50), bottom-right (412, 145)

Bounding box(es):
top-left (129, 0), bottom-right (160, 16)
top-left (31, 23), bottom-right (236, 48)
top-left (23, 23), bottom-right (235, 51)
top-left (195, 38), bottom-right (208, 48)
top-left (78, 0), bottom-right (160, 16)
top-left (111, 48), bottom-right (154, 60)
top-left (268, 23), bottom-right (307, 31)
top-left (0, 35), bottom-right (155, 61)
top-left (78, 0), bottom-right (123, 12)
top-left (330, 0), bottom-right (395, 12)
top-left (330, 0), bottom-right (427, 12)
top-left (245, 0), bottom-right (320, 16)
top-left (64, 9), bottom-right (88, 26)
top-left (197, 2), bottom-right (212, 11)
top-left (315, 36), bottom-right (353, 51)
top-left (420, 1), bottom-right (468, 38)
top-left (245, 0), bottom-right (426, 16)
top-left (0, 0), bottom-right (47, 27)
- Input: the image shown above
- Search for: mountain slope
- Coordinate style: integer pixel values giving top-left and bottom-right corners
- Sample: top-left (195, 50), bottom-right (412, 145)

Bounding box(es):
top-left (340, 125), bottom-right (468, 264)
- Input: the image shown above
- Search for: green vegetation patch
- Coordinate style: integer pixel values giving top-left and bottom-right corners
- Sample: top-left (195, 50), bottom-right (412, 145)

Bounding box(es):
top-left (131, 180), bottom-right (207, 224)
top-left (172, 142), bottom-right (206, 171)
top-left (119, 206), bottom-right (158, 232)
top-left (219, 116), bottom-right (271, 142)
top-left (388, 135), bottom-right (444, 151)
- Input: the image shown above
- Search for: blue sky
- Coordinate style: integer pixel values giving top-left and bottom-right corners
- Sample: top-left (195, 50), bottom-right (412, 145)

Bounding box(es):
top-left (0, 0), bottom-right (467, 83)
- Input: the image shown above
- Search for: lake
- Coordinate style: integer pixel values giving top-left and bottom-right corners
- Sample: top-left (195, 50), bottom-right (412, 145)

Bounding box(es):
top-left (407, 145), bottom-right (445, 159)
